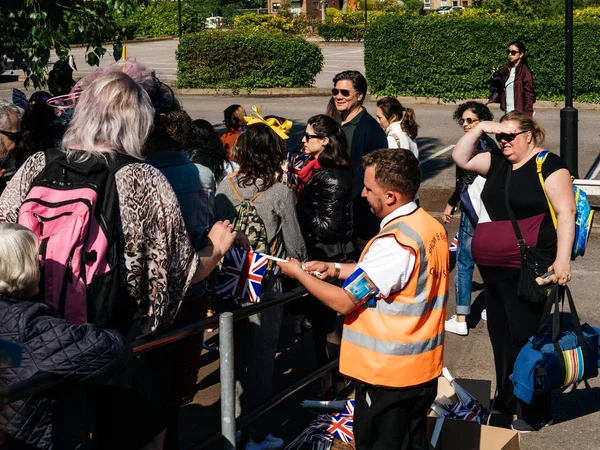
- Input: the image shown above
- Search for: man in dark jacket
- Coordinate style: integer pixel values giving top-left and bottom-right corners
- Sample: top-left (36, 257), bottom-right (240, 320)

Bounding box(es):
top-left (332, 71), bottom-right (388, 248)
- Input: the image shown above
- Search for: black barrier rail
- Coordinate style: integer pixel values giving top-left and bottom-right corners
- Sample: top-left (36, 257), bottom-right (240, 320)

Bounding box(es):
top-left (7, 285), bottom-right (311, 403)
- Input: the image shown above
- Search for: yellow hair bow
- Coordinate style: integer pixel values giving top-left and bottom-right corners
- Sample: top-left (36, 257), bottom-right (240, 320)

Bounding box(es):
top-left (244, 105), bottom-right (292, 140)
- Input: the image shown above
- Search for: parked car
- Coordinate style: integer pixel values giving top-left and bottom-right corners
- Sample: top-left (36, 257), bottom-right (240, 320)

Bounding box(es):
top-left (435, 6), bottom-right (453, 14)
top-left (205, 16), bottom-right (225, 29)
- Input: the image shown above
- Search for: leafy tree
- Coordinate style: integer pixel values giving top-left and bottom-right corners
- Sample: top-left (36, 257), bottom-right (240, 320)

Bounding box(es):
top-left (0, 0), bottom-right (138, 88)
top-left (480, 0), bottom-right (589, 18)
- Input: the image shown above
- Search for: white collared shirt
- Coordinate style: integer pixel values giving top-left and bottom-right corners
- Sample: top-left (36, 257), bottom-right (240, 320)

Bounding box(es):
top-left (356, 202), bottom-right (417, 298)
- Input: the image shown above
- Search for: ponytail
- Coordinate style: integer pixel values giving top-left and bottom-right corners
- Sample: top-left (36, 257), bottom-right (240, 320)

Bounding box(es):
top-left (400, 108), bottom-right (419, 140)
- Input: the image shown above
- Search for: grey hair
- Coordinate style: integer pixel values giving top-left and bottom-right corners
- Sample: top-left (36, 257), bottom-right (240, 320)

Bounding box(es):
top-left (0, 223), bottom-right (40, 299)
top-left (61, 70), bottom-right (155, 162)
top-left (0, 103), bottom-right (23, 129)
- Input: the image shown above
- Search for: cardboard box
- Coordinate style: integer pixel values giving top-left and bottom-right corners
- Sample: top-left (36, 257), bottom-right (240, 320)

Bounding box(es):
top-left (427, 377), bottom-right (520, 450)
top-left (427, 417), bottom-right (520, 450)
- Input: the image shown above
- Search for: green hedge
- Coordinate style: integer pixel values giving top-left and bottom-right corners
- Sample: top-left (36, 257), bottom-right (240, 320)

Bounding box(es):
top-left (317, 24), bottom-right (365, 41)
top-left (365, 14), bottom-right (600, 103)
top-left (176, 31), bottom-right (323, 90)
top-left (233, 13), bottom-right (314, 34)
top-left (119, 2), bottom-right (207, 37)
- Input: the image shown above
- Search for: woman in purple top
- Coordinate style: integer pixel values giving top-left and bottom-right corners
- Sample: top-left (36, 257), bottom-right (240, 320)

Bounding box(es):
top-left (452, 111), bottom-right (575, 433)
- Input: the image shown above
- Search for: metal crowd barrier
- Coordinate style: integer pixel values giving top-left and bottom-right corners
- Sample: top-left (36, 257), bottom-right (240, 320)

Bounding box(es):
top-left (6, 285), bottom-right (340, 449)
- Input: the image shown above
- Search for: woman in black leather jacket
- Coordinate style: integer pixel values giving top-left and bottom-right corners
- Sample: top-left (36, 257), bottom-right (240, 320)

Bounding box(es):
top-left (296, 114), bottom-right (354, 397)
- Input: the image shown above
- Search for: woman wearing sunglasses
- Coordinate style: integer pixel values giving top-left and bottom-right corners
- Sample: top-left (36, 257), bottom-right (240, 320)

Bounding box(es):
top-left (490, 42), bottom-right (535, 116)
top-left (453, 111), bottom-right (575, 433)
top-left (296, 114), bottom-right (354, 398)
top-left (443, 102), bottom-right (498, 337)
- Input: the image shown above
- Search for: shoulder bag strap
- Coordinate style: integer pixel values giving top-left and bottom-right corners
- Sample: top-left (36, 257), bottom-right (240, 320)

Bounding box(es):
top-left (229, 177), bottom-right (244, 202)
top-left (536, 150), bottom-right (558, 228)
top-left (503, 164), bottom-right (527, 252)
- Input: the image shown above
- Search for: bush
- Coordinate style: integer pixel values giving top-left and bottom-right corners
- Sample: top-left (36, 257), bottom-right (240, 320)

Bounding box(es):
top-left (318, 24), bottom-right (365, 41)
top-left (233, 13), bottom-right (314, 34)
top-left (325, 8), bottom-right (388, 25)
top-left (120, 1), bottom-right (207, 37)
top-left (365, 14), bottom-right (600, 103)
top-left (176, 31), bottom-right (324, 90)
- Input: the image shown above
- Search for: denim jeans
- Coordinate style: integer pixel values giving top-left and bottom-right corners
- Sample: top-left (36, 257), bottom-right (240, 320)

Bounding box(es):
top-left (454, 213), bottom-right (475, 315)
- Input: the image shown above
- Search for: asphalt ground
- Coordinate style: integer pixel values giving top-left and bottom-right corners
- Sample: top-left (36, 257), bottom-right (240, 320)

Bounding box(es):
top-left (2, 39), bottom-right (600, 450)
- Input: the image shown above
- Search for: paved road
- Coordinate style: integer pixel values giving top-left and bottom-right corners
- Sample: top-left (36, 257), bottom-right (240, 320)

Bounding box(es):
top-left (2, 39), bottom-right (600, 450)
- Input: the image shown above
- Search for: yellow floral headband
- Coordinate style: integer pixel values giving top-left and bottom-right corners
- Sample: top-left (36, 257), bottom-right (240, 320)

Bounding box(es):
top-left (244, 105), bottom-right (292, 140)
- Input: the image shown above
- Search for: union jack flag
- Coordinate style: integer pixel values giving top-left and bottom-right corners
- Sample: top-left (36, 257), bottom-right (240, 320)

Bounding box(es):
top-left (449, 232), bottom-right (458, 253)
top-left (215, 247), bottom-right (268, 303)
top-left (326, 413), bottom-right (354, 443)
top-left (284, 152), bottom-right (309, 189)
top-left (341, 399), bottom-right (354, 417)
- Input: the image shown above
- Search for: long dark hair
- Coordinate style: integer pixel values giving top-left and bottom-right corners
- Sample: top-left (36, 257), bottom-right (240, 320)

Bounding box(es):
top-left (232, 123), bottom-right (284, 190)
top-left (306, 114), bottom-right (351, 169)
top-left (376, 96), bottom-right (419, 140)
top-left (186, 119), bottom-right (228, 181)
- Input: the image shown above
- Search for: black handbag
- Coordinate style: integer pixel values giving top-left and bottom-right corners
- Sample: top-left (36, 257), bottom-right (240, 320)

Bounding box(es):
top-left (504, 165), bottom-right (556, 303)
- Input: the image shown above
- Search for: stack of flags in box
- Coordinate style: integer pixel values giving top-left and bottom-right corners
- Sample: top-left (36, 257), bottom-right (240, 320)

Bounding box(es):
top-left (286, 400), bottom-right (355, 450)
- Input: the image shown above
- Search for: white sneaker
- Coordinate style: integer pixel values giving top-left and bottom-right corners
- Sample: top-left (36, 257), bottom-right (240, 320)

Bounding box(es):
top-left (246, 434), bottom-right (284, 450)
top-left (481, 309), bottom-right (487, 321)
top-left (445, 315), bottom-right (468, 336)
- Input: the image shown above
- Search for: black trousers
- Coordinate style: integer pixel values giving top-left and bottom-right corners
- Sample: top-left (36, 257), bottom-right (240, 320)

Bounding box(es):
top-left (354, 379), bottom-right (437, 450)
top-left (479, 266), bottom-right (552, 423)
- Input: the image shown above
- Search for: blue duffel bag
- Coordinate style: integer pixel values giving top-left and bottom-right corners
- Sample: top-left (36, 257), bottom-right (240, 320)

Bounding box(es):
top-left (512, 285), bottom-right (599, 404)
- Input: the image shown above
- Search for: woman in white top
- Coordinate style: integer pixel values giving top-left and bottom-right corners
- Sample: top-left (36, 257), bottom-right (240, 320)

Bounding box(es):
top-left (375, 96), bottom-right (419, 158)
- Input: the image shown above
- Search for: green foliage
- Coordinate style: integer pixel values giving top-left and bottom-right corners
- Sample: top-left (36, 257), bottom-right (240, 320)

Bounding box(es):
top-left (176, 31), bottom-right (323, 90)
top-left (233, 13), bottom-right (314, 34)
top-left (365, 14), bottom-right (600, 103)
top-left (120, 1), bottom-right (210, 37)
top-left (479, 0), bottom-right (590, 19)
top-left (0, 0), bottom-right (137, 88)
top-left (318, 24), bottom-right (365, 41)
top-left (325, 8), bottom-right (389, 24)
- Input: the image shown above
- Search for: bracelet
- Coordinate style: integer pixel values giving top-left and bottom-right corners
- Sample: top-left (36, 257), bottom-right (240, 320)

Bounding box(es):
top-left (333, 262), bottom-right (341, 280)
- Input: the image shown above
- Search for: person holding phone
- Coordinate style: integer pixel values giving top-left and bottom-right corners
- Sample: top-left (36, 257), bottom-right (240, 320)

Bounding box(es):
top-left (490, 42), bottom-right (536, 116)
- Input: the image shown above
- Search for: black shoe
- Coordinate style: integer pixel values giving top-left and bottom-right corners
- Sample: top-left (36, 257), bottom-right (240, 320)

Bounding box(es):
top-left (511, 418), bottom-right (553, 433)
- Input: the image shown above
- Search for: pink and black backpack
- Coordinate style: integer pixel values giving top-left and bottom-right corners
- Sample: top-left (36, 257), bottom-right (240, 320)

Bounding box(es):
top-left (17, 149), bottom-right (137, 334)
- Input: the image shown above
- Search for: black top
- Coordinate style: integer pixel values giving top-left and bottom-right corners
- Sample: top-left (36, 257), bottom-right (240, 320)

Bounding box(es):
top-left (296, 167), bottom-right (354, 259)
top-left (472, 150), bottom-right (567, 268)
top-left (447, 134), bottom-right (498, 209)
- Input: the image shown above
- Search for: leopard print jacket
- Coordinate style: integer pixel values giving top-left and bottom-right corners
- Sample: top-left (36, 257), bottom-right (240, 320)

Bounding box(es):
top-left (0, 152), bottom-right (199, 337)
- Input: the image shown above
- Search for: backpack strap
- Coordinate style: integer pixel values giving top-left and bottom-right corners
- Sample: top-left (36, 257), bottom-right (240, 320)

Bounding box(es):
top-left (229, 176), bottom-right (267, 202)
top-left (536, 150), bottom-right (558, 228)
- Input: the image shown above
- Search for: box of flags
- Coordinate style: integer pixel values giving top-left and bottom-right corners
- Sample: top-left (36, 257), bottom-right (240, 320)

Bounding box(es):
top-left (427, 371), bottom-right (520, 450)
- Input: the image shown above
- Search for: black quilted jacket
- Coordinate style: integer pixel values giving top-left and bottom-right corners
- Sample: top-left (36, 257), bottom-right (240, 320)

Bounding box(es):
top-left (0, 295), bottom-right (130, 449)
top-left (296, 167), bottom-right (353, 251)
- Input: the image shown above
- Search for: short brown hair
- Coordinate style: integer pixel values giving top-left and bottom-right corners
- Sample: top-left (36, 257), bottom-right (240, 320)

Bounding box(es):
top-left (362, 149), bottom-right (421, 199)
top-left (500, 110), bottom-right (545, 145)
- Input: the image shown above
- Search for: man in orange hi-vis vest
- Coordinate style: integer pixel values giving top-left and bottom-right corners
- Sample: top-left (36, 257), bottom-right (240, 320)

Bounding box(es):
top-left (279, 148), bottom-right (450, 450)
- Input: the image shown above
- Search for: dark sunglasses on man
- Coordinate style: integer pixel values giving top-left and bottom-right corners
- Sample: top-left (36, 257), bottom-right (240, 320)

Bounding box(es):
top-left (331, 88), bottom-right (353, 97)
top-left (0, 130), bottom-right (21, 144)
top-left (495, 130), bottom-right (528, 142)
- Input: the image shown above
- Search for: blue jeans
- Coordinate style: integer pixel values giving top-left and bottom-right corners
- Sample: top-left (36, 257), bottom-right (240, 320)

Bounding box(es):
top-left (454, 213), bottom-right (475, 315)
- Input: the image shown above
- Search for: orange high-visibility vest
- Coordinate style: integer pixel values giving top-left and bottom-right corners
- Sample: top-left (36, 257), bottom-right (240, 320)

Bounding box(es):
top-left (339, 208), bottom-right (450, 388)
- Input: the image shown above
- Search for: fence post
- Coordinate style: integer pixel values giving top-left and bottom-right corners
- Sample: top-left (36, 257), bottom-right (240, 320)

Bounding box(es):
top-left (219, 312), bottom-right (236, 450)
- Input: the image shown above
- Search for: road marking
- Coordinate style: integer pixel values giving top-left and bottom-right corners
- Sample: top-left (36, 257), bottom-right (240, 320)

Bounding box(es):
top-left (420, 145), bottom-right (455, 164)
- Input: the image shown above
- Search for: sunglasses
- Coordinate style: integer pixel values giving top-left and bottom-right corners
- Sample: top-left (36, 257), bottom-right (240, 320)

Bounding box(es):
top-left (304, 133), bottom-right (322, 141)
top-left (458, 117), bottom-right (480, 126)
top-left (507, 50), bottom-right (520, 56)
top-left (331, 88), bottom-right (353, 97)
top-left (495, 130), bottom-right (528, 142)
top-left (0, 130), bottom-right (21, 144)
